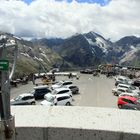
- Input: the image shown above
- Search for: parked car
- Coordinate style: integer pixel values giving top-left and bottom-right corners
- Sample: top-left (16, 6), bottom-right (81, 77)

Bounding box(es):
top-left (32, 85), bottom-right (51, 100)
top-left (11, 93), bottom-right (36, 105)
top-left (112, 87), bottom-right (139, 96)
top-left (112, 87), bottom-right (127, 96)
top-left (115, 76), bottom-right (133, 86)
top-left (41, 93), bottom-right (72, 106)
top-left (132, 79), bottom-right (140, 87)
top-left (117, 96), bottom-right (137, 109)
top-left (117, 84), bottom-right (140, 94)
top-left (51, 81), bottom-right (73, 90)
top-left (119, 92), bottom-right (139, 98)
top-left (65, 85), bottom-right (79, 94)
top-left (80, 69), bottom-right (93, 74)
top-left (50, 87), bottom-right (72, 97)
top-left (115, 76), bottom-right (127, 82)
top-left (121, 100), bottom-right (140, 110)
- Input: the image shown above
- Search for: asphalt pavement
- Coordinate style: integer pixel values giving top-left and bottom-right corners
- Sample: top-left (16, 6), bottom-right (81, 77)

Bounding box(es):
top-left (11, 73), bottom-right (117, 108)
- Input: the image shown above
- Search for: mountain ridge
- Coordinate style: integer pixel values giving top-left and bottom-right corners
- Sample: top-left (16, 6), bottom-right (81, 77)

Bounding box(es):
top-left (1, 31), bottom-right (140, 77)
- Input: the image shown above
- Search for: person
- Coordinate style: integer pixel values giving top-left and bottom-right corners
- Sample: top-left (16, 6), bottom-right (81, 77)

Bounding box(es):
top-left (68, 73), bottom-right (72, 79)
top-left (76, 75), bottom-right (80, 80)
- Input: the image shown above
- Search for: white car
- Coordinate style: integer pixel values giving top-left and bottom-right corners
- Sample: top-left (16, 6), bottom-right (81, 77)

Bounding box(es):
top-left (41, 93), bottom-right (72, 106)
top-left (117, 84), bottom-right (140, 94)
top-left (51, 81), bottom-right (73, 90)
top-left (119, 92), bottom-right (139, 98)
top-left (50, 87), bottom-right (72, 97)
top-left (64, 85), bottom-right (79, 94)
top-left (115, 76), bottom-right (128, 82)
top-left (11, 93), bottom-right (36, 105)
top-left (112, 87), bottom-right (139, 96)
top-left (115, 76), bottom-right (133, 85)
top-left (112, 87), bottom-right (126, 95)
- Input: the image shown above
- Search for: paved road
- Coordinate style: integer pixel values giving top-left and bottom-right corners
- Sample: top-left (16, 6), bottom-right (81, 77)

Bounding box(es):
top-left (11, 74), bottom-right (117, 108)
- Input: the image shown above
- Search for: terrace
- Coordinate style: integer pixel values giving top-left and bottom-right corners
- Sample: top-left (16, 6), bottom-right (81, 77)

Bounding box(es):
top-left (5, 106), bottom-right (140, 140)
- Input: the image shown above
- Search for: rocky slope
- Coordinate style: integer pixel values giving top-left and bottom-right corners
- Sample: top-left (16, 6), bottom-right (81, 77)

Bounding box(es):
top-left (34, 32), bottom-right (140, 68)
top-left (0, 32), bottom-right (67, 78)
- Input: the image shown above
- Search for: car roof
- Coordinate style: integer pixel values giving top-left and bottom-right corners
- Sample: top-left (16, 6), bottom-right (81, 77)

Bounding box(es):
top-left (117, 87), bottom-right (127, 90)
top-left (119, 96), bottom-right (137, 101)
top-left (18, 93), bottom-right (34, 97)
top-left (34, 85), bottom-right (48, 89)
top-left (54, 87), bottom-right (70, 92)
top-left (45, 93), bottom-right (70, 98)
top-left (65, 84), bottom-right (77, 88)
top-left (118, 84), bottom-right (130, 87)
top-left (59, 80), bottom-right (73, 83)
top-left (117, 76), bottom-right (127, 79)
top-left (119, 93), bottom-right (136, 96)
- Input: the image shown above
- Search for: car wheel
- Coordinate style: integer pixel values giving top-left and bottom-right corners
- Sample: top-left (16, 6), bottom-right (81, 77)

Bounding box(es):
top-left (31, 102), bottom-right (36, 105)
top-left (118, 104), bottom-right (122, 109)
top-left (66, 102), bottom-right (71, 106)
top-left (114, 92), bottom-right (118, 96)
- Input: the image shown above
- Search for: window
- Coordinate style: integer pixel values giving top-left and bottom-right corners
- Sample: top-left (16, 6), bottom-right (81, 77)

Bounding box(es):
top-left (129, 86), bottom-right (136, 90)
top-left (118, 85), bottom-right (128, 88)
top-left (122, 98), bottom-right (134, 104)
top-left (69, 86), bottom-right (76, 89)
top-left (36, 88), bottom-right (50, 94)
top-left (126, 89), bottom-right (132, 93)
top-left (22, 96), bottom-right (29, 100)
top-left (22, 96), bottom-right (34, 100)
top-left (118, 89), bottom-right (125, 92)
top-left (57, 96), bottom-right (70, 101)
top-left (58, 90), bottom-right (69, 94)
top-left (63, 82), bottom-right (72, 85)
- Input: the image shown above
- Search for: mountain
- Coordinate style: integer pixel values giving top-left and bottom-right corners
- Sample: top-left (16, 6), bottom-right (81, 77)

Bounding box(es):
top-left (115, 36), bottom-right (140, 46)
top-left (1, 31), bottom-right (140, 77)
top-left (113, 36), bottom-right (140, 65)
top-left (0, 32), bottom-right (68, 78)
top-left (33, 32), bottom-right (113, 67)
top-left (33, 33), bottom-right (140, 68)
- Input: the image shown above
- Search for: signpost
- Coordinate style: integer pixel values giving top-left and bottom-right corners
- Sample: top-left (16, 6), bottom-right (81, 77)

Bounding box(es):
top-left (0, 60), bottom-right (9, 71)
top-left (0, 35), bottom-right (18, 140)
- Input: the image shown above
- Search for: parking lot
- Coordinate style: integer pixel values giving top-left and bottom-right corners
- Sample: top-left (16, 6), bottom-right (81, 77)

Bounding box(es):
top-left (11, 73), bottom-right (117, 108)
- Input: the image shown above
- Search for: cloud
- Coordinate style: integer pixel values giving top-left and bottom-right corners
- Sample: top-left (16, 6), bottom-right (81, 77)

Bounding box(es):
top-left (0, 0), bottom-right (140, 41)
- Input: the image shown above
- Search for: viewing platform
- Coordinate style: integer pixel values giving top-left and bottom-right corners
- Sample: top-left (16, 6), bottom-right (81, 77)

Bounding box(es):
top-left (11, 106), bottom-right (140, 140)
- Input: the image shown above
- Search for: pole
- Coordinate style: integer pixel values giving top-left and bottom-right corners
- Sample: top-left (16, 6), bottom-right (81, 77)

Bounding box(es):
top-left (0, 37), bottom-right (16, 140)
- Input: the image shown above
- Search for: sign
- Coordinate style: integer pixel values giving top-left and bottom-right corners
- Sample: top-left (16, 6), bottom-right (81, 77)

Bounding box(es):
top-left (0, 60), bottom-right (9, 71)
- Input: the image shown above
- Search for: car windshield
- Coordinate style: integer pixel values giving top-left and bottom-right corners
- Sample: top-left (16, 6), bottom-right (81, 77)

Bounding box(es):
top-left (136, 99), bottom-right (140, 104)
top-left (129, 86), bottom-right (136, 90)
top-left (46, 96), bottom-right (55, 102)
top-left (30, 90), bottom-right (35, 94)
top-left (56, 82), bottom-right (62, 86)
top-left (51, 90), bottom-right (57, 95)
top-left (14, 96), bottom-right (22, 101)
top-left (127, 89), bottom-right (133, 93)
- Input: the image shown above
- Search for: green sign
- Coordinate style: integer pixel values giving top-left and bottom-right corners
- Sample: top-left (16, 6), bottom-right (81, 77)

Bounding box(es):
top-left (0, 60), bottom-right (9, 71)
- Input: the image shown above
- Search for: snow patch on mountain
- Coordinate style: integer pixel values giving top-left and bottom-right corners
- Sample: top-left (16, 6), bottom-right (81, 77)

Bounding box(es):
top-left (120, 45), bottom-right (139, 64)
top-left (41, 53), bottom-right (50, 62)
top-left (85, 37), bottom-right (96, 46)
top-left (95, 37), bottom-right (108, 53)
top-left (20, 52), bottom-right (30, 58)
top-left (91, 47), bottom-right (95, 55)
top-left (34, 56), bottom-right (43, 62)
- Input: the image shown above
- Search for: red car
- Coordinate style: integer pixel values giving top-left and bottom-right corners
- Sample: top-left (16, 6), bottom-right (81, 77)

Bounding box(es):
top-left (117, 96), bottom-right (137, 109)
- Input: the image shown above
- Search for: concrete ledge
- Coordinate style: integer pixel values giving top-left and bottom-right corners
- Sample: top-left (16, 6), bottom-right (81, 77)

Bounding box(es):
top-left (11, 106), bottom-right (140, 140)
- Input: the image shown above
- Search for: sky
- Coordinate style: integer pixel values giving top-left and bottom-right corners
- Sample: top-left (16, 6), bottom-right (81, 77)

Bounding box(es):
top-left (0, 0), bottom-right (140, 41)
top-left (24, 0), bottom-right (110, 5)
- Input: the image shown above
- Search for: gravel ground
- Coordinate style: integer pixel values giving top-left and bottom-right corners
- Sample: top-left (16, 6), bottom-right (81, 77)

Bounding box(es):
top-left (11, 73), bottom-right (117, 108)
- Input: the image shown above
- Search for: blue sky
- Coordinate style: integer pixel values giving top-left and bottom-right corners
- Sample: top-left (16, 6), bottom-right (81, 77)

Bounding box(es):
top-left (23, 0), bottom-right (111, 6)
